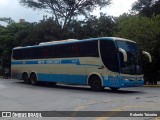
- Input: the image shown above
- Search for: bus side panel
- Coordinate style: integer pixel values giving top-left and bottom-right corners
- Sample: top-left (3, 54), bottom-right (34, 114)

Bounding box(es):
top-left (38, 73), bottom-right (87, 84)
top-left (11, 57), bottom-right (102, 85)
top-left (11, 64), bottom-right (23, 80)
top-left (68, 67), bottom-right (87, 84)
top-left (37, 63), bottom-right (87, 84)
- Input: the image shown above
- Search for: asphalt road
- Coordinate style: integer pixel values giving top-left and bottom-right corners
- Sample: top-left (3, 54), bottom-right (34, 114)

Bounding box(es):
top-left (0, 78), bottom-right (160, 120)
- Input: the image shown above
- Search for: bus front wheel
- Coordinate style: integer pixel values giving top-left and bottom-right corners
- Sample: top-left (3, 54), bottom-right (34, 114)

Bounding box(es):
top-left (30, 73), bottom-right (38, 85)
top-left (89, 76), bottom-right (104, 91)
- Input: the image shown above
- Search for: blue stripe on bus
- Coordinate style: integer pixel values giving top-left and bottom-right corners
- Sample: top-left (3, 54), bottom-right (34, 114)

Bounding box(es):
top-left (36, 73), bottom-right (144, 87)
top-left (12, 61), bottom-right (23, 64)
top-left (11, 59), bottom-right (80, 65)
top-left (26, 61), bottom-right (38, 64)
top-left (15, 72), bottom-right (144, 88)
top-left (11, 59), bottom-right (100, 67)
top-left (38, 73), bottom-right (87, 84)
top-left (61, 59), bottom-right (80, 65)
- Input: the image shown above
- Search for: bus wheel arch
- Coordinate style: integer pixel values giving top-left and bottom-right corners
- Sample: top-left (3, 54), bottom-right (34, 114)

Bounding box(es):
top-left (22, 72), bottom-right (30, 84)
top-left (30, 72), bottom-right (38, 85)
top-left (88, 73), bottom-right (104, 91)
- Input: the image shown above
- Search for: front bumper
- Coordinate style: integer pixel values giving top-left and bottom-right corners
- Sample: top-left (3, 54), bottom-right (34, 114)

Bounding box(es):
top-left (103, 76), bottom-right (144, 88)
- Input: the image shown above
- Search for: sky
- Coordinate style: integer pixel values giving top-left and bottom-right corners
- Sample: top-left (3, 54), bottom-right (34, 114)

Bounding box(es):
top-left (0, 0), bottom-right (137, 24)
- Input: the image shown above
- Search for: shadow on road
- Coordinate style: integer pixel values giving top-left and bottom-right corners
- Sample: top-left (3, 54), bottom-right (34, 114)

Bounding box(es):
top-left (15, 81), bottom-right (146, 94)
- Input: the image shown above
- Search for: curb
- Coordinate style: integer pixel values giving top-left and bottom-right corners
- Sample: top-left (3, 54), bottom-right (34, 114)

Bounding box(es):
top-left (143, 85), bottom-right (160, 87)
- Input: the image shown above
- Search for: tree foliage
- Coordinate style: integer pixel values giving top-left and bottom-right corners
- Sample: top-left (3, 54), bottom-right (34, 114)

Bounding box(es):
top-left (115, 14), bottom-right (160, 52)
top-left (66, 13), bottom-right (115, 39)
top-left (19, 0), bottom-right (111, 28)
top-left (0, 22), bottom-right (36, 59)
top-left (132, 0), bottom-right (160, 17)
top-left (0, 17), bottom-right (15, 25)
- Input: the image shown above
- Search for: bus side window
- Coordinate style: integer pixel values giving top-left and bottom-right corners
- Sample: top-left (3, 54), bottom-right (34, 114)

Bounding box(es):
top-left (51, 46), bottom-right (55, 58)
top-left (53, 44), bottom-right (67, 58)
top-left (67, 43), bottom-right (80, 57)
top-left (13, 50), bottom-right (18, 59)
top-left (23, 48), bottom-right (32, 59)
top-left (60, 44), bottom-right (67, 58)
top-left (13, 49), bottom-right (23, 60)
top-left (73, 45), bottom-right (80, 57)
top-left (81, 41), bottom-right (99, 57)
top-left (42, 46), bottom-right (52, 58)
top-left (100, 40), bottom-right (119, 72)
top-left (53, 45), bottom-right (58, 58)
top-left (32, 47), bottom-right (42, 59)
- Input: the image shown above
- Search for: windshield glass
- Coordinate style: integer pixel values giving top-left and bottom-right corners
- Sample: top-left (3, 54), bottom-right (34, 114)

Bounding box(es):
top-left (116, 40), bottom-right (142, 75)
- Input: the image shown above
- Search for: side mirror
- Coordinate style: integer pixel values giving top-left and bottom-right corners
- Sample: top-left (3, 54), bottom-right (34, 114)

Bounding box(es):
top-left (142, 51), bottom-right (152, 62)
top-left (118, 48), bottom-right (127, 62)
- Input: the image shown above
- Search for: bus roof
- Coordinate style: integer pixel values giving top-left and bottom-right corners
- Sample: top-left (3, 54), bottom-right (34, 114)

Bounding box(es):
top-left (13, 37), bottom-right (136, 50)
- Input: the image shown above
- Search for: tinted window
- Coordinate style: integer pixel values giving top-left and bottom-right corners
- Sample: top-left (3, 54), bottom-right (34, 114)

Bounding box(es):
top-left (32, 47), bottom-right (42, 59)
top-left (41, 46), bottom-right (52, 58)
top-left (23, 48), bottom-right (32, 59)
top-left (81, 41), bottom-right (99, 57)
top-left (100, 40), bottom-right (119, 72)
top-left (12, 40), bottom-right (99, 60)
top-left (66, 43), bottom-right (80, 57)
top-left (13, 49), bottom-right (18, 59)
top-left (52, 44), bottom-right (67, 58)
top-left (13, 49), bottom-right (23, 60)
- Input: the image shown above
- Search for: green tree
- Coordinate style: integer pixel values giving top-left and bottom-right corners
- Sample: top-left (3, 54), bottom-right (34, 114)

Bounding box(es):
top-left (115, 14), bottom-right (159, 51)
top-left (132, 0), bottom-right (160, 17)
top-left (19, 0), bottom-right (111, 28)
top-left (66, 14), bottom-right (115, 39)
top-left (0, 21), bottom-right (36, 58)
top-left (0, 17), bottom-right (15, 25)
top-left (97, 13), bottom-right (115, 37)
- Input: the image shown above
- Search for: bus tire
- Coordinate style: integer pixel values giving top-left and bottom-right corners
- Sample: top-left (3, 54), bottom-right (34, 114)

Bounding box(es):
top-left (89, 75), bottom-right (104, 91)
top-left (22, 73), bottom-right (30, 84)
top-left (30, 73), bottom-right (38, 85)
top-left (110, 87), bottom-right (119, 91)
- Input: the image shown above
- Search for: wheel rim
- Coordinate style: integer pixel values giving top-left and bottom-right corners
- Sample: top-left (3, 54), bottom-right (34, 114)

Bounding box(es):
top-left (89, 76), bottom-right (103, 90)
top-left (92, 79), bottom-right (101, 88)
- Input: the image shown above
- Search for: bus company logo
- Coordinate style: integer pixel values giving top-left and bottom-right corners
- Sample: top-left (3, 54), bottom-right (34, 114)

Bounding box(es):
top-left (2, 112), bottom-right (12, 117)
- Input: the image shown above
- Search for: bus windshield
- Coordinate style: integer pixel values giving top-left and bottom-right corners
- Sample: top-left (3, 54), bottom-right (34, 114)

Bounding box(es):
top-left (116, 40), bottom-right (142, 75)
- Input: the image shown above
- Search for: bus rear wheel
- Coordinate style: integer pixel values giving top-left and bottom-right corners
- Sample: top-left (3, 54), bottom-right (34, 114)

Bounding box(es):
top-left (89, 76), bottom-right (104, 91)
top-left (30, 73), bottom-right (38, 85)
top-left (22, 73), bottom-right (30, 84)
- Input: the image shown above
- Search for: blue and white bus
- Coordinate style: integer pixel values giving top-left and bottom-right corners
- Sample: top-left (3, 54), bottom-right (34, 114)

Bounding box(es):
top-left (11, 37), bottom-right (152, 91)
